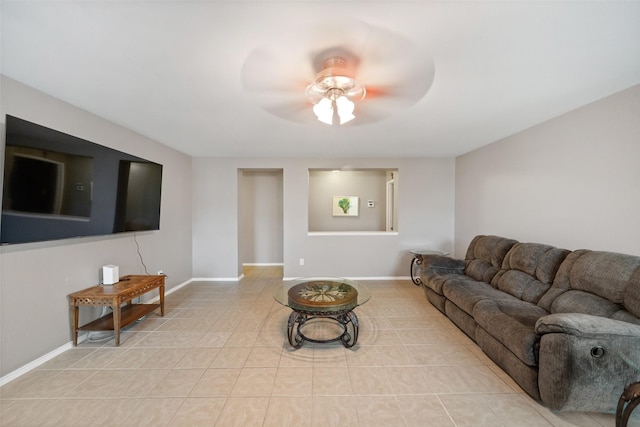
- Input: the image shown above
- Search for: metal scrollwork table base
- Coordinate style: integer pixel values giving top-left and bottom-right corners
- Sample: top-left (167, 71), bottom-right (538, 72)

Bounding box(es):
top-left (287, 309), bottom-right (359, 349)
top-left (273, 277), bottom-right (370, 350)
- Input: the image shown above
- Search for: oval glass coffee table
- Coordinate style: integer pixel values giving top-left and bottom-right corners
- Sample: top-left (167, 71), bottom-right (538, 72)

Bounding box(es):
top-left (273, 277), bottom-right (371, 349)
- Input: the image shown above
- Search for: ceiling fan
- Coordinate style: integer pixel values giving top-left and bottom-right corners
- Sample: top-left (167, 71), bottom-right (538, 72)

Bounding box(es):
top-left (241, 19), bottom-right (435, 126)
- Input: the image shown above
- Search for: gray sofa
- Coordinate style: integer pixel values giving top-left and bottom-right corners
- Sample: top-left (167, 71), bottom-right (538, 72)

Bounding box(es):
top-left (420, 235), bottom-right (640, 412)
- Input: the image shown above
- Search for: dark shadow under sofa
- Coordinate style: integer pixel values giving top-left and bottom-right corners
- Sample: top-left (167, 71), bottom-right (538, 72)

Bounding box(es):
top-left (420, 235), bottom-right (640, 413)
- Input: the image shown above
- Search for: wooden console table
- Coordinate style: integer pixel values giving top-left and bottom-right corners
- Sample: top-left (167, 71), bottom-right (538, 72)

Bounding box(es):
top-left (68, 275), bottom-right (165, 346)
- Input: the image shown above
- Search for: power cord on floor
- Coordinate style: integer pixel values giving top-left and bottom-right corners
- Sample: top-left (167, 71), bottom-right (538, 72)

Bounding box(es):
top-left (87, 306), bottom-right (113, 342)
top-left (86, 304), bottom-right (145, 343)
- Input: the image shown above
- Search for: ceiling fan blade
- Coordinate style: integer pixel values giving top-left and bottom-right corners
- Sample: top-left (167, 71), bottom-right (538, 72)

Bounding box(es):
top-left (242, 18), bottom-right (436, 125)
top-left (242, 44), bottom-right (314, 122)
top-left (305, 19), bottom-right (426, 75)
top-left (364, 61), bottom-right (436, 102)
top-left (348, 102), bottom-right (398, 125)
top-left (352, 83), bottom-right (434, 125)
top-left (242, 45), bottom-right (313, 93)
top-left (259, 100), bottom-right (316, 124)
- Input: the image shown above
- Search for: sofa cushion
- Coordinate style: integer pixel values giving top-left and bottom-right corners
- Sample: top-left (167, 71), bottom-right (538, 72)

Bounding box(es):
top-left (423, 287), bottom-right (447, 314)
top-left (464, 235), bottom-right (517, 282)
top-left (474, 299), bottom-right (548, 366)
top-left (444, 300), bottom-right (479, 340)
top-left (443, 277), bottom-right (518, 316)
top-left (420, 256), bottom-right (466, 295)
top-left (550, 290), bottom-right (622, 317)
top-left (539, 250), bottom-right (640, 312)
top-left (501, 243), bottom-right (568, 283)
top-left (475, 327), bottom-right (541, 400)
top-left (569, 251), bottom-right (640, 302)
top-left (534, 247), bottom-right (572, 284)
top-left (492, 243), bottom-right (570, 304)
top-left (538, 251), bottom-right (583, 311)
top-left (623, 267), bottom-right (640, 318)
top-left (421, 273), bottom-right (449, 295)
top-left (493, 270), bottom-right (550, 303)
top-left (465, 259), bottom-right (499, 283)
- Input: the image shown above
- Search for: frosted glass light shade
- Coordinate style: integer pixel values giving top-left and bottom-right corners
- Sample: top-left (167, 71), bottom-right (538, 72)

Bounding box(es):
top-left (312, 98), bottom-right (334, 125)
top-left (312, 96), bottom-right (355, 125)
top-left (336, 96), bottom-right (355, 124)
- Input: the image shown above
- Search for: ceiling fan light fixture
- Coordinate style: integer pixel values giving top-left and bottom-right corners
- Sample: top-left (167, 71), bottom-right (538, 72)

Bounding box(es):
top-left (313, 97), bottom-right (334, 125)
top-left (311, 90), bottom-right (355, 125)
top-left (335, 95), bottom-right (355, 124)
top-left (306, 57), bottom-right (365, 125)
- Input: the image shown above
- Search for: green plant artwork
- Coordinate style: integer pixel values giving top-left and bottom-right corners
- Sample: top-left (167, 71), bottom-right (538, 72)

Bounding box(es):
top-left (338, 197), bottom-right (350, 214)
top-left (333, 196), bottom-right (359, 216)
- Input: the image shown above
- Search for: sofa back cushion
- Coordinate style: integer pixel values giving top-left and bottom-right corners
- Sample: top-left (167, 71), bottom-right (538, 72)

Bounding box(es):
top-left (623, 268), bottom-right (640, 319)
top-left (464, 235), bottom-right (517, 283)
top-left (550, 290), bottom-right (621, 317)
top-left (539, 250), bottom-right (640, 320)
top-left (567, 251), bottom-right (640, 302)
top-left (492, 243), bottom-right (569, 303)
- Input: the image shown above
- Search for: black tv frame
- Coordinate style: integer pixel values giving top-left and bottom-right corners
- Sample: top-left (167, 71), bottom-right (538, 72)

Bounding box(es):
top-left (1, 115), bottom-right (163, 245)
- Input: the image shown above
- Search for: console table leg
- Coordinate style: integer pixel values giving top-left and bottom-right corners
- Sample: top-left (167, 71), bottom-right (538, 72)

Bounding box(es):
top-left (70, 305), bottom-right (79, 346)
top-left (113, 304), bottom-right (121, 346)
top-left (160, 285), bottom-right (165, 316)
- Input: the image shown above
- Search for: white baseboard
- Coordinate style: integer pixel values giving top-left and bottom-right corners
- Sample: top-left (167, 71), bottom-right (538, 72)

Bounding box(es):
top-left (191, 277), bottom-right (241, 282)
top-left (0, 278), bottom-right (193, 387)
top-left (242, 263), bottom-right (283, 266)
top-left (0, 339), bottom-right (77, 386)
top-left (146, 277), bottom-right (193, 302)
top-left (283, 276), bottom-right (411, 281)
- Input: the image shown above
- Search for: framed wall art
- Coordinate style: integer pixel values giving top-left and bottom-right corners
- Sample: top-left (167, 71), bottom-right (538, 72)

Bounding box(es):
top-left (333, 196), bottom-right (359, 216)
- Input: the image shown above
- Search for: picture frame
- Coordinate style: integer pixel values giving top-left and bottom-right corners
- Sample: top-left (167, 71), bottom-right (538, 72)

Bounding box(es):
top-left (333, 196), bottom-right (359, 216)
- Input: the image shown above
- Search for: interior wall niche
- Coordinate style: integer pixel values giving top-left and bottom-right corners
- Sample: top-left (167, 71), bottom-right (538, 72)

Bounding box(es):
top-left (308, 169), bottom-right (398, 232)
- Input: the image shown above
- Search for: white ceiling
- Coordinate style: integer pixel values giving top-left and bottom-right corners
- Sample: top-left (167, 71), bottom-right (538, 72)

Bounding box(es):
top-left (2, 1), bottom-right (639, 158)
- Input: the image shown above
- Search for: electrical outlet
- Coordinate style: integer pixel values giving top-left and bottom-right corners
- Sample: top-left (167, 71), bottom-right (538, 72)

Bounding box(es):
top-left (157, 270), bottom-right (164, 276)
top-left (299, 258), bottom-right (304, 266)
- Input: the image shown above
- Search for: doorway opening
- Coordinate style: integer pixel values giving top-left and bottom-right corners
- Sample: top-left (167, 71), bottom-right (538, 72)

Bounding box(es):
top-left (237, 169), bottom-right (284, 277)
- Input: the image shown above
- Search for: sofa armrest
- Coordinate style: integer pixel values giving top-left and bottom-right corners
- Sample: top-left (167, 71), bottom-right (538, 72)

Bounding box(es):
top-left (536, 313), bottom-right (640, 412)
top-left (536, 313), bottom-right (640, 338)
top-left (421, 255), bottom-right (465, 275)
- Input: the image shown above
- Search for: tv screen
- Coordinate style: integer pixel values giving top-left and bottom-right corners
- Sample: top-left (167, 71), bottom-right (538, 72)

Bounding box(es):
top-left (1, 115), bottom-right (163, 244)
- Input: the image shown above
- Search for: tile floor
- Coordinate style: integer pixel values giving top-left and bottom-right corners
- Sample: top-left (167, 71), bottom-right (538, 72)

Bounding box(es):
top-left (1, 266), bottom-right (638, 426)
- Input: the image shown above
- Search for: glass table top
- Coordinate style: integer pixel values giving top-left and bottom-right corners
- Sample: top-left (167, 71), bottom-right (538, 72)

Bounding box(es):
top-left (409, 249), bottom-right (449, 256)
top-left (273, 277), bottom-right (371, 311)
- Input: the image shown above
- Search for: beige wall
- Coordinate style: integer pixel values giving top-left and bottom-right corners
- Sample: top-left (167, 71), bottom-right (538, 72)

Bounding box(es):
top-left (455, 84), bottom-right (640, 257)
top-left (193, 157), bottom-right (456, 279)
top-left (0, 76), bottom-right (193, 377)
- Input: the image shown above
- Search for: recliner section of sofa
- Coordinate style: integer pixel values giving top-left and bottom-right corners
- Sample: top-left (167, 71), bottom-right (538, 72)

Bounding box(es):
top-left (419, 235), bottom-right (640, 413)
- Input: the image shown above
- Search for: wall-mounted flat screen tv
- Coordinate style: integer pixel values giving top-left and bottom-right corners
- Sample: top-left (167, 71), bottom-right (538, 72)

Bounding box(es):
top-left (1, 115), bottom-right (162, 244)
